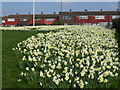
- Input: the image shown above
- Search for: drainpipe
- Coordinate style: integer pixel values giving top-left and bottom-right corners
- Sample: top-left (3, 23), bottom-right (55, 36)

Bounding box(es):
top-left (108, 15), bottom-right (110, 26)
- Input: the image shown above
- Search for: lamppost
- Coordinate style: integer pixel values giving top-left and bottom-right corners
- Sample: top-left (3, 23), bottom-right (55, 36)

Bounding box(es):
top-left (0, 0), bottom-right (2, 27)
top-left (33, 0), bottom-right (35, 26)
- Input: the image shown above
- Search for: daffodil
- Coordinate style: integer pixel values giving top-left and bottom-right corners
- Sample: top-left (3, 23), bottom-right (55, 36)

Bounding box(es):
top-left (13, 25), bottom-right (120, 88)
top-left (31, 67), bottom-right (35, 71)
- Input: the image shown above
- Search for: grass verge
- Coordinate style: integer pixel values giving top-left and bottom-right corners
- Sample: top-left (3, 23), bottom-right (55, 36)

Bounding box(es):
top-left (2, 30), bottom-right (38, 88)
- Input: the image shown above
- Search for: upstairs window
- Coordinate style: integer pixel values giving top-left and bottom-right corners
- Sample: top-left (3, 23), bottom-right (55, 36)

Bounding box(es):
top-left (46, 18), bottom-right (55, 21)
top-left (35, 18), bottom-right (41, 21)
top-left (8, 18), bottom-right (15, 22)
top-left (20, 18), bottom-right (27, 21)
top-left (2, 20), bottom-right (5, 23)
top-left (95, 16), bottom-right (105, 19)
top-left (62, 16), bottom-right (71, 19)
top-left (78, 16), bottom-right (88, 19)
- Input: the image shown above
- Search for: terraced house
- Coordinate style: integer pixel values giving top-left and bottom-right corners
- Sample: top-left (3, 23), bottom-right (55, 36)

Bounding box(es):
top-left (1, 11), bottom-right (120, 27)
top-left (60, 11), bottom-right (120, 25)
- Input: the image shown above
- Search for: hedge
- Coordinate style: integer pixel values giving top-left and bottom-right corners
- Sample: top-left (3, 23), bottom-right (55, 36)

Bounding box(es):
top-left (112, 18), bottom-right (120, 32)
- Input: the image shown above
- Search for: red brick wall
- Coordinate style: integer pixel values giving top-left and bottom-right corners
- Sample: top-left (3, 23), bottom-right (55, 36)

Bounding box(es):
top-left (30, 18), bottom-right (59, 25)
top-left (76, 16), bottom-right (112, 24)
top-left (5, 18), bottom-right (18, 25)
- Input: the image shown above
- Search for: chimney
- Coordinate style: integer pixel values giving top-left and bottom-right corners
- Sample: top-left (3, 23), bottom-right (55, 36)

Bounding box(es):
top-left (70, 9), bottom-right (72, 12)
top-left (41, 12), bottom-right (43, 14)
top-left (100, 9), bottom-right (102, 11)
top-left (85, 9), bottom-right (88, 12)
top-left (54, 12), bottom-right (56, 14)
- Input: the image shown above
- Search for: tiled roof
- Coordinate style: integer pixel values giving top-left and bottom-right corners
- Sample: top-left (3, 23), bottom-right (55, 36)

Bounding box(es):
top-left (5, 14), bottom-right (59, 19)
top-left (2, 11), bottom-right (120, 19)
top-left (60, 11), bottom-right (120, 15)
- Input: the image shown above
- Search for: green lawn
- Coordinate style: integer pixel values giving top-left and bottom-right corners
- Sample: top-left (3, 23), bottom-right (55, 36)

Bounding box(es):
top-left (2, 31), bottom-right (39, 88)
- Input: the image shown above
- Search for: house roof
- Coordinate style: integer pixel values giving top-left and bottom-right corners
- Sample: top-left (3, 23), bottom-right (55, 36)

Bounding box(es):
top-left (1, 16), bottom-right (8, 19)
top-left (59, 11), bottom-right (120, 15)
top-left (2, 11), bottom-right (120, 19)
top-left (3, 14), bottom-right (59, 19)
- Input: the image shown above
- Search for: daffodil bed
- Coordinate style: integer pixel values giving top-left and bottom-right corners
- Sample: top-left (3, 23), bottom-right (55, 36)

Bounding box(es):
top-left (13, 25), bottom-right (120, 88)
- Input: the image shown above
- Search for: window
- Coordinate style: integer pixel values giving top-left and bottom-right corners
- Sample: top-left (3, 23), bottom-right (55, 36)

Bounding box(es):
top-left (62, 16), bottom-right (71, 19)
top-left (46, 18), bottom-right (55, 21)
top-left (78, 16), bottom-right (88, 19)
top-left (112, 16), bottom-right (118, 19)
top-left (95, 16), bottom-right (105, 19)
top-left (35, 18), bottom-right (41, 21)
top-left (2, 20), bottom-right (5, 23)
top-left (8, 18), bottom-right (15, 22)
top-left (20, 18), bottom-right (27, 21)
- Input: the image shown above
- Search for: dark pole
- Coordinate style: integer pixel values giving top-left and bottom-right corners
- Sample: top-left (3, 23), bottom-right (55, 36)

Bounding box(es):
top-left (108, 15), bottom-right (110, 26)
top-left (91, 15), bottom-right (93, 25)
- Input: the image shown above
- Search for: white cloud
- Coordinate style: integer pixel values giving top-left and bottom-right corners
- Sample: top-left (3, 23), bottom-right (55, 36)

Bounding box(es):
top-left (1, 0), bottom-right (120, 2)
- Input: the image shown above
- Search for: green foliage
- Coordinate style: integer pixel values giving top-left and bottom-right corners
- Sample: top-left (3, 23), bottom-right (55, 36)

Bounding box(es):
top-left (53, 21), bottom-right (61, 25)
top-left (115, 29), bottom-right (120, 88)
top-left (112, 18), bottom-right (120, 32)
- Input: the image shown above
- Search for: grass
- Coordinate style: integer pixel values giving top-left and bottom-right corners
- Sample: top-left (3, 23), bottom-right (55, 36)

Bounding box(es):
top-left (2, 30), bottom-right (39, 88)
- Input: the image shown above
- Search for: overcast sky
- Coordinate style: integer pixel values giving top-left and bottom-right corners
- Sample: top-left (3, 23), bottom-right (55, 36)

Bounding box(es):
top-left (1, 0), bottom-right (120, 2)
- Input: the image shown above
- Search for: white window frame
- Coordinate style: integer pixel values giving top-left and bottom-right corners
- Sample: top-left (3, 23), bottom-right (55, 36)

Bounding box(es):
top-left (8, 18), bottom-right (15, 22)
top-left (35, 18), bottom-right (41, 21)
top-left (62, 16), bottom-right (71, 19)
top-left (78, 16), bottom-right (88, 19)
top-left (95, 16), bottom-right (105, 19)
top-left (20, 18), bottom-right (27, 21)
top-left (2, 20), bottom-right (5, 23)
top-left (46, 18), bottom-right (55, 21)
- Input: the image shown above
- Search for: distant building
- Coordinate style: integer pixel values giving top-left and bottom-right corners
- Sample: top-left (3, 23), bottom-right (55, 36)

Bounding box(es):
top-left (2, 11), bottom-right (120, 26)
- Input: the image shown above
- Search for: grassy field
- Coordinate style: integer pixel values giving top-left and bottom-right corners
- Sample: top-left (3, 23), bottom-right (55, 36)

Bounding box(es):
top-left (2, 27), bottom-right (120, 88)
top-left (2, 31), bottom-right (39, 88)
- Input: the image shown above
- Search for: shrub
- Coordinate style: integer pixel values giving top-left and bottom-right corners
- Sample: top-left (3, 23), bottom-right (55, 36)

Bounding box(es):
top-left (53, 21), bottom-right (61, 25)
top-left (112, 18), bottom-right (120, 32)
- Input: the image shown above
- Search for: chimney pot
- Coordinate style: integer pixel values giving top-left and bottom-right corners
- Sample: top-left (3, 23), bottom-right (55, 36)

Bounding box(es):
top-left (41, 12), bottom-right (43, 14)
top-left (85, 9), bottom-right (88, 11)
top-left (100, 9), bottom-right (102, 11)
